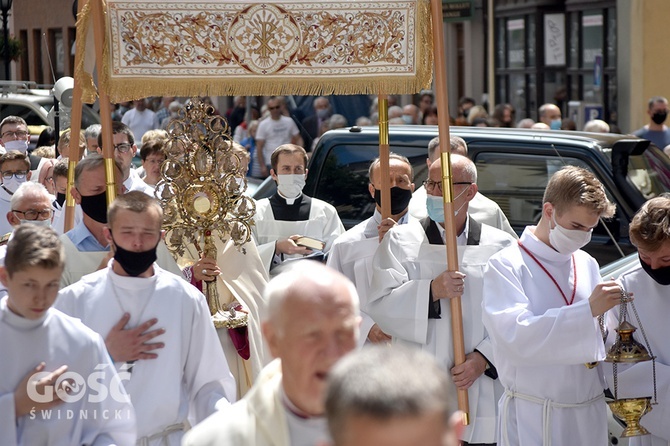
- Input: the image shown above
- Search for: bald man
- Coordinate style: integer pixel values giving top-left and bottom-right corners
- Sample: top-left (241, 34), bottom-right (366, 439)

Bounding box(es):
top-left (183, 260), bottom-right (361, 446)
top-left (367, 155), bottom-right (515, 445)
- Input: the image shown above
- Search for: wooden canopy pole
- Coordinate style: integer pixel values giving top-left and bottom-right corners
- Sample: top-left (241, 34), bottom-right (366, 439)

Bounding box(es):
top-left (430, 0), bottom-right (469, 424)
top-left (63, 0), bottom-right (87, 232)
top-left (377, 94), bottom-right (391, 219)
top-left (91, 0), bottom-right (119, 206)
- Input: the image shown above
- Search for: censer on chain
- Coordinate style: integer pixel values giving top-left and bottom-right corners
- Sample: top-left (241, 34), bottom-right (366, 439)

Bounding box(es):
top-left (604, 289), bottom-right (657, 438)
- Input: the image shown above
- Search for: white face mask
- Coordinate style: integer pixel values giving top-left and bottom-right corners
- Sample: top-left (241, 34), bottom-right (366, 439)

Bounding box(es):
top-left (276, 174), bottom-right (306, 199)
top-left (19, 218), bottom-right (51, 228)
top-left (548, 211), bottom-right (592, 254)
top-left (2, 176), bottom-right (26, 194)
top-left (4, 139), bottom-right (29, 153)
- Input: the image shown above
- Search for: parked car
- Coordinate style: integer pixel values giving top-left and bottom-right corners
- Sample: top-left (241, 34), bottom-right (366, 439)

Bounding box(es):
top-left (0, 81), bottom-right (100, 148)
top-left (253, 126), bottom-right (670, 266)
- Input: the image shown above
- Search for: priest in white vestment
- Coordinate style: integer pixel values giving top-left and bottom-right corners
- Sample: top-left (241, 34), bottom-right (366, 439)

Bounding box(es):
top-left (0, 225), bottom-right (136, 446)
top-left (367, 156), bottom-right (515, 445)
top-left (482, 166), bottom-right (624, 445)
top-left (252, 144), bottom-right (344, 272)
top-left (59, 154), bottom-right (182, 288)
top-left (176, 236), bottom-right (269, 398)
top-left (183, 261), bottom-right (360, 446)
top-left (408, 135), bottom-right (517, 238)
top-left (56, 192), bottom-right (235, 446)
top-left (327, 153), bottom-right (416, 345)
top-left (604, 196), bottom-right (670, 446)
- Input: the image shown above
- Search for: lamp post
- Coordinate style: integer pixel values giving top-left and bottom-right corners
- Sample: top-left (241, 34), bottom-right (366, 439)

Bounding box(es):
top-left (0, 0), bottom-right (13, 81)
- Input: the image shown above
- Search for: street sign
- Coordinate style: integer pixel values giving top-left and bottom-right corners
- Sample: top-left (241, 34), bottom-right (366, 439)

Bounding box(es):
top-left (584, 104), bottom-right (603, 123)
top-left (443, 0), bottom-right (473, 22)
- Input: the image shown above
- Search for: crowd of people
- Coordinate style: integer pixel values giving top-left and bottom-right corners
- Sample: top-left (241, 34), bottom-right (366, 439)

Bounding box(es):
top-left (0, 90), bottom-right (669, 446)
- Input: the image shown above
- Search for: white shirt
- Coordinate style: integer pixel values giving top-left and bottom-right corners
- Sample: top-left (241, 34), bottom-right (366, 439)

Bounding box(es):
top-left (255, 116), bottom-right (300, 165)
top-left (482, 226), bottom-right (608, 445)
top-left (123, 169), bottom-right (155, 196)
top-left (55, 263), bottom-right (236, 445)
top-left (121, 108), bottom-right (159, 144)
top-left (0, 297), bottom-right (136, 446)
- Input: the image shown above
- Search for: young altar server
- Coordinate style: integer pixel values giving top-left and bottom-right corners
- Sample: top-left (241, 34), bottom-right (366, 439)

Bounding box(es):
top-left (482, 166), bottom-right (624, 445)
top-left (605, 195), bottom-right (670, 445)
top-left (0, 224), bottom-right (135, 445)
top-left (252, 144), bottom-right (344, 273)
top-left (56, 191), bottom-right (236, 445)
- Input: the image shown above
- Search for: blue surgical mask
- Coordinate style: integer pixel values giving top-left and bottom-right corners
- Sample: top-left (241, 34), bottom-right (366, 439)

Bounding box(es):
top-left (550, 119), bottom-right (562, 130)
top-left (402, 115), bottom-right (413, 125)
top-left (426, 195), bottom-right (445, 223)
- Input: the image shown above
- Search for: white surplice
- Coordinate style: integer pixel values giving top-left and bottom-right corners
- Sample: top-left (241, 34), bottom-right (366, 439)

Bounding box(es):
top-left (482, 226), bottom-right (608, 446)
top-left (55, 263), bottom-right (236, 446)
top-left (252, 196), bottom-right (344, 271)
top-left (0, 298), bottom-right (136, 446)
top-left (327, 210), bottom-right (411, 345)
top-left (409, 186), bottom-right (517, 238)
top-left (367, 219), bottom-right (515, 444)
top-left (59, 235), bottom-right (183, 288)
top-left (604, 260), bottom-right (670, 446)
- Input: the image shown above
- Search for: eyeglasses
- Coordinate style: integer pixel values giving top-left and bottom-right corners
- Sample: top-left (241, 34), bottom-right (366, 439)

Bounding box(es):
top-left (1, 170), bottom-right (27, 180)
top-left (422, 180), bottom-right (472, 194)
top-left (1, 130), bottom-right (28, 139)
top-left (114, 143), bottom-right (132, 153)
top-left (12, 208), bottom-right (53, 220)
top-left (268, 106), bottom-right (280, 110)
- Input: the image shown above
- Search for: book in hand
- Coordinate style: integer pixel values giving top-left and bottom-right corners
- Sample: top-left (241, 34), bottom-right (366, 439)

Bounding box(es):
top-left (295, 236), bottom-right (325, 251)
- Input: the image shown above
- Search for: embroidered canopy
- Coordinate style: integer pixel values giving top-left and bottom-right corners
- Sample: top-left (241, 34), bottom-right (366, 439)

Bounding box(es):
top-left (76, 0), bottom-right (433, 102)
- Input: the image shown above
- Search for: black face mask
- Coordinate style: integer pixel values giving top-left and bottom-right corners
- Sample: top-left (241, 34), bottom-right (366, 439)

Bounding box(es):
top-left (56, 192), bottom-right (66, 207)
top-left (652, 111), bottom-right (668, 125)
top-left (79, 190), bottom-right (108, 224)
top-left (111, 237), bottom-right (159, 277)
top-left (373, 187), bottom-right (413, 216)
top-left (639, 255), bottom-right (670, 286)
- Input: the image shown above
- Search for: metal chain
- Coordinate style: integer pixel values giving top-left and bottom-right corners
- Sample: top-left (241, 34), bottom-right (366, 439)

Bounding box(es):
top-left (629, 298), bottom-right (658, 404)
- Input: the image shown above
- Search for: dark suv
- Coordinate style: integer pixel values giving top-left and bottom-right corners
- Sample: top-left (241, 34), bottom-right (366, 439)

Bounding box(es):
top-left (255, 126), bottom-right (670, 266)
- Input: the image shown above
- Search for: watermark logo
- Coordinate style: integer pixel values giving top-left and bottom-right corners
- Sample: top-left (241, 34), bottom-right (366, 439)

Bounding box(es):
top-left (28, 363), bottom-right (131, 404)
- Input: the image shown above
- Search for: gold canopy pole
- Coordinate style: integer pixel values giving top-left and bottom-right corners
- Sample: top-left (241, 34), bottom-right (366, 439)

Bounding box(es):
top-left (91, 0), bottom-right (118, 206)
top-left (430, 0), bottom-right (469, 424)
top-left (378, 94), bottom-right (391, 219)
top-left (63, 0), bottom-right (87, 232)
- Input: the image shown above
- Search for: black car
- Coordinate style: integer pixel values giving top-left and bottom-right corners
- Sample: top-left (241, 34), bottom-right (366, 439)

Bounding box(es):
top-left (253, 126), bottom-right (670, 266)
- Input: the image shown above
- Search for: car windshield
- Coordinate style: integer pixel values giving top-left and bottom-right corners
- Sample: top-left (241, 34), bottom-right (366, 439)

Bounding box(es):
top-left (626, 146), bottom-right (670, 199)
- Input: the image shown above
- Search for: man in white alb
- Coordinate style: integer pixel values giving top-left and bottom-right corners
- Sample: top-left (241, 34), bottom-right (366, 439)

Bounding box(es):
top-left (56, 192), bottom-right (236, 445)
top-left (183, 260), bottom-right (360, 446)
top-left (482, 166), bottom-right (624, 445)
top-left (367, 155), bottom-right (515, 445)
top-left (327, 153), bottom-right (415, 345)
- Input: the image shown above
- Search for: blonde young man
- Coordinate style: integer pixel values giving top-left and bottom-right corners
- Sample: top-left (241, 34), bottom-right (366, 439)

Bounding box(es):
top-left (56, 192), bottom-right (235, 445)
top-left (482, 166), bottom-right (624, 445)
top-left (604, 195), bottom-right (670, 445)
